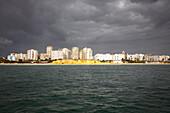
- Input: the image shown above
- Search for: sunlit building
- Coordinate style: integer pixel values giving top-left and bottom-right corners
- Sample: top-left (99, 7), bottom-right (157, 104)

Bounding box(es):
top-left (79, 50), bottom-right (83, 59)
top-left (72, 47), bottom-right (79, 59)
top-left (51, 50), bottom-right (64, 60)
top-left (94, 53), bottom-right (113, 61)
top-left (46, 46), bottom-right (53, 59)
top-left (62, 48), bottom-right (71, 59)
top-left (112, 54), bottom-right (123, 63)
top-left (27, 49), bottom-right (38, 60)
top-left (83, 47), bottom-right (93, 60)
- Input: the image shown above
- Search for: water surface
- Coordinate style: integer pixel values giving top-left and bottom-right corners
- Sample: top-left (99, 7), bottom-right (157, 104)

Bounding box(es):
top-left (0, 65), bottom-right (170, 113)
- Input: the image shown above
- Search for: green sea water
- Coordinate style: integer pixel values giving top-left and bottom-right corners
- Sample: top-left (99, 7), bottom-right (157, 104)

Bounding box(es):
top-left (0, 65), bottom-right (170, 113)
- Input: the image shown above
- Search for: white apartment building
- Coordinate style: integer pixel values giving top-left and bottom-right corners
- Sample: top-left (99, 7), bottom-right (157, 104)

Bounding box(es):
top-left (62, 48), bottom-right (71, 59)
top-left (46, 46), bottom-right (53, 59)
top-left (7, 53), bottom-right (27, 61)
top-left (27, 49), bottom-right (38, 60)
top-left (127, 54), bottom-right (144, 61)
top-left (127, 54), bottom-right (136, 61)
top-left (112, 54), bottom-right (124, 63)
top-left (17, 53), bottom-right (27, 61)
top-left (79, 50), bottom-right (83, 59)
top-left (51, 50), bottom-right (64, 60)
top-left (83, 47), bottom-right (93, 60)
top-left (94, 54), bottom-right (113, 61)
top-left (72, 47), bottom-right (79, 59)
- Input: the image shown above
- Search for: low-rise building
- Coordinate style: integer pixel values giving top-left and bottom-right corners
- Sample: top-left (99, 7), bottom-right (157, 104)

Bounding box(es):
top-left (94, 53), bottom-right (113, 61)
top-left (7, 53), bottom-right (16, 61)
top-left (40, 53), bottom-right (48, 60)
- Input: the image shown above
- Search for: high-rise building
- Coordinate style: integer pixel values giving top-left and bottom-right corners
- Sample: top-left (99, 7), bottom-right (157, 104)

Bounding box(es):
top-left (72, 47), bottom-right (79, 59)
top-left (51, 50), bottom-right (64, 60)
top-left (79, 50), bottom-right (83, 59)
top-left (62, 48), bottom-right (71, 59)
top-left (83, 47), bottom-right (93, 59)
top-left (46, 46), bottom-right (53, 59)
top-left (27, 49), bottom-right (38, 60)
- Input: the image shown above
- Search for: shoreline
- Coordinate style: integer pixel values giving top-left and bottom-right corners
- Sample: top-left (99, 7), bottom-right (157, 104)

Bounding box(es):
top-left (0, 63), bottom-right (170, 66)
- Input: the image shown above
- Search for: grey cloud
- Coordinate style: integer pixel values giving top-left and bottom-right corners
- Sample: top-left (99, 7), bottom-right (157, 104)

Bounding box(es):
top-left (0, 0), bottom-right (170, 56)
top-left (0, 37), bottom-right (13, 45)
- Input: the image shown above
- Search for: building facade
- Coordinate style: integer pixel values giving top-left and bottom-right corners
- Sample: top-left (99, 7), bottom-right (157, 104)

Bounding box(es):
top-left (79, 50), bottom-right (83, 59)
top-left (40, 53), bottom-right (48, 60)
top-left (62, 48), bottom-right (71, 59)
top-left (72, 47), bottom-right (79, 59)
top-left (27, 49), bottom-right (38, 60)
top-left (83, 47), bottom-right (93, 60)
top-left (46, 46), bottom-right (53, 59)
top-left (51, 50), bottom-right (64, 60)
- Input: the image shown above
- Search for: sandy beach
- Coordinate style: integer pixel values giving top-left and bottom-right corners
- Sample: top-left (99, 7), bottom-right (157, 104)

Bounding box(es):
top-left (0, 63), bottom-right (170, 65)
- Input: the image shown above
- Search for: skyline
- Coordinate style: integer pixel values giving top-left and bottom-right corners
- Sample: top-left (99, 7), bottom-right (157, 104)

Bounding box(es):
top-left (6, 46), bottom-right (170, 63)
top-left (4, 45), bottom-right (170, 57)
top-left (0, 0), bottom-right (170, 56)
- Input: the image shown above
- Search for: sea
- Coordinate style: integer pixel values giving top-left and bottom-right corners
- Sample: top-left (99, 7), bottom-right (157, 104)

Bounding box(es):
top-left (0, 65), bottom-right (170, 113)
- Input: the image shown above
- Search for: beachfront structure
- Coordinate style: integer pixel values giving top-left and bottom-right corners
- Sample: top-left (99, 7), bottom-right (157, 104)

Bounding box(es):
top-left (112, 54), bottom-right (124, 63)
top-left (83, 47), bottom-right (93, 60)
top-left (46, 46), bottom-right (53, 59)
top-left (127, 54), bottom-right (144, 61)
top-left (7, 53), bottom-right (16, 61)
top-left (94, 53), bottom-right (124, 63)
top-left (127, 54), bottom-right (136, 61)
top-left (7, 53), bottom-right (27, 61)
top-left (62, 48), bottom-right (71, 59)
top-left (40, 53), bottom-right (48, 60)
top-left (27, 49), bottom-right (38, 60)
top-left (122, 51), bottom-right (127, 60)
top-left (72, 47), bottom-right (79, 59)
top-left (16, 53), bottom-right (27, 61)
top-left (51, 50), bottom-right (64, 60)
top-left (94, 54), bottom-right (113, 61)
top-left (79, 50), bottom-right (83, 59)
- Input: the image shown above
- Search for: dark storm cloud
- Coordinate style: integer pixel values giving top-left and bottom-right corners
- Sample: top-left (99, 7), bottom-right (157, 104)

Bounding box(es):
top-left (0, 0), bottom-right (170, 56)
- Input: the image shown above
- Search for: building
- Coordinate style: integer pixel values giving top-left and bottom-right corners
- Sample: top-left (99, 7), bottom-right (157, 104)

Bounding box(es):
top-left (83, 47), bottom-right (93, 60)
top-left (143, 54), bottom-right (149, 61)
top-left (51, 50), bottom-right (64, 60)
top-left (27, 49), bottom-right (38, 60)
top-left (40, 53), bottom-right (48, 60)
top-left (94, 53), bottom-right (113, 61)
top-left (112, 54), bottom-right (123, 63)
top-left (7, 53), bottom-right (16, 61)
top-left (127, 54), bottom-right (144, 61)
top-left (16, 53), bottom-right (27, 61)
top-left (62, 48), bottom-right (71, 59)
top-left (122, 51), bottom-right (127, 60)
top-left (8, 53), bottom-right (27, 61)
top-left (79, 50), bottom-right (83, 59)
top-left (127, 54), bottom-right (136, 61)
top-left (72, 47), bottom-right (79, 59)
top-left (46, 46), bottom-right (53, 59)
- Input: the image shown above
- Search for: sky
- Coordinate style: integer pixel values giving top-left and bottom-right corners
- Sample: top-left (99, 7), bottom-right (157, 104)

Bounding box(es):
top-left (0, 0), bottom-right (170, 57)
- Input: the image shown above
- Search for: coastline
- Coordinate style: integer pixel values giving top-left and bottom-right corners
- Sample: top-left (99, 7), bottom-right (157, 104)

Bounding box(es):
top-left (0, 63), bottom-right (170, 65)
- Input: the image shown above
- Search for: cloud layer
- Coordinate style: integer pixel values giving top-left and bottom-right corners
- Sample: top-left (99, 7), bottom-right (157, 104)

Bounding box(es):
top-left (0, 0), bottom-right (170, 56)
